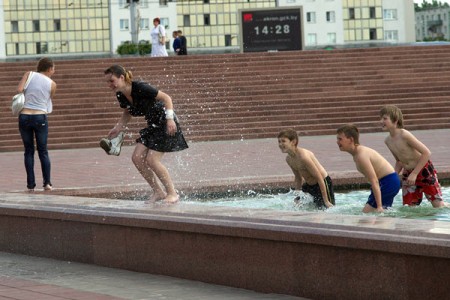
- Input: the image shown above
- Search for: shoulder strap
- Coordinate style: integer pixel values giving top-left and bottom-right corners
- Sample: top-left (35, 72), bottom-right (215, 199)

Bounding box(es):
top-left (24, 71), bottom-right (35, 90)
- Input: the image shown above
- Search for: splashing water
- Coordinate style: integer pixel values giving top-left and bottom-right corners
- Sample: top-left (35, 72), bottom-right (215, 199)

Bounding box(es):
top-left (183, 186), bottom-right (450, 221)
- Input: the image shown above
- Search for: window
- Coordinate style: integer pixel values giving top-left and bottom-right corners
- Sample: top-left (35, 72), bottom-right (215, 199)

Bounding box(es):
top-left (225, 34), bottom-right (232, 46)
top-left (183, 15), bottom-right (190, 26)
top-left (159, 0), bottom-right (168, 5)
top-left (120, 19), bottom-right (129, 30)
top-left (326, 11), bottom-right (335, 23)
top-left (383, 9), bottom-right (397, 20)
top-left (204, 14), bottom-right (210, 26)
top-left (384, 30), bottom-right (398, 41)
top-left (11, 21), bottom-right (18, 33)
top-left (33, 20), bottom-right (40, 32)
top-left (327, 33), bottom-right (336, 44)
top-left (140, 18), bottom-right (149, 30)
top-left (36, 42), bottom-right (48, 54)
top-left (204, 0), bottom-right (210, 3)
top-left (54, 19), bottom-right (61, 31)
top-left (307, 33), bottom-right (317, 45)
top-left (349, 8), bottom-right (355, 20)
top-left (306, 12), bottom-right (316, 23)
top-left (369, 7), bottom-right (376, 19)
top-left (369, 28), bottom-right (377, 40)
top-left (140, 0), bottom-right (148, 8)
top-left (160, 18), bottom-right (169, 29)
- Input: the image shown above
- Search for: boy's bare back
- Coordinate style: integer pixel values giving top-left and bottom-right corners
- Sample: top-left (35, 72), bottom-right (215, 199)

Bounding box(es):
top-left (286, 148), bottom-right (327, 185)
top-left (353, 145), bottom-right (394, 180)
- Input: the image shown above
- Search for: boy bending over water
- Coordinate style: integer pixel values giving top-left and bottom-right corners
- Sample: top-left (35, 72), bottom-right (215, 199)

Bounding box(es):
top-left (278, 129), bottom-right (335, 209)
top-left (336, 124), bottom-right (400, 213)
top-left (380, 105), bottom-right (447, 208)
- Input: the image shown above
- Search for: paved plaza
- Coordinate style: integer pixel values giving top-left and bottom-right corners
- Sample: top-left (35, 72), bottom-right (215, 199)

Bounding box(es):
top-left (2, 130), bottom-right (449, 195)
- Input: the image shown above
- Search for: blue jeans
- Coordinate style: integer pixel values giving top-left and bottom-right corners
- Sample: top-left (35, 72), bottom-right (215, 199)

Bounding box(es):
top-left (18, 114), bottom-right (51, 189)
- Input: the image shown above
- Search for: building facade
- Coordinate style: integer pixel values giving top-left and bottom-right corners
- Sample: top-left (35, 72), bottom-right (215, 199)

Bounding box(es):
top-left (0, 0), bottom-right (416, 60)
top-left (2, 0), bottom-right (111, 57)
top-left (175, 0), bottom-right (276, 49)
top-left (278, 0), bottom-right (344, 46)
top-left (278, 0), bottom-right (415, 47)
top-left (381, 0), bottom-right (415, 43)
top-left (415, 7), bottom-right (450, 41)
top-left (109, 0), bottom-right (177, 54)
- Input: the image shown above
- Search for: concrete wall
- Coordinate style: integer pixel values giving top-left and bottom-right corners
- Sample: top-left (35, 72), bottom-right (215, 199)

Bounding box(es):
top-left (0, 194), bottom-right (449, 300)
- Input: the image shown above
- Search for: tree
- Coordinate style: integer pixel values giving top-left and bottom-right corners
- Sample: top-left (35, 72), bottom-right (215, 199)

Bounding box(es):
top-left (415, 0), bottom-right (450, 12)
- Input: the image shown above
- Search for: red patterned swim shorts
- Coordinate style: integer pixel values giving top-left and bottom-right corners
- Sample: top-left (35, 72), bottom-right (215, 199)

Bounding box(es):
top-left (402, 160), bottom-right (443, 206)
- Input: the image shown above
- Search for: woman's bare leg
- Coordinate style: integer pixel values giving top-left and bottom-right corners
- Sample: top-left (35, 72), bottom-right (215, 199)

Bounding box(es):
top-left (132, 144), bottom-right (166, 202)
top-left (145, 150), bottom-right (179, 203)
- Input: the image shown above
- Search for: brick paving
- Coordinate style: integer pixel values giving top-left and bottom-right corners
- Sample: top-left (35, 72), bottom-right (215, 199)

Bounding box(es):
top-left (0, 275), bottom-right (123, 300)
top-left (1, 130), bottom-right (449, 194)
top-left (0, 252), bottom-right (302, 299)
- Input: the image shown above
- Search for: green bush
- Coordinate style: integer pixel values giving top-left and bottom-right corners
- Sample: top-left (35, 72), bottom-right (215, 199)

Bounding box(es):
top-left (116, 41), bottom-right (151, 55)
top-left (423, 36), bottom-right (448, 42)
top-left (138, 41), bottom-right (151, 55)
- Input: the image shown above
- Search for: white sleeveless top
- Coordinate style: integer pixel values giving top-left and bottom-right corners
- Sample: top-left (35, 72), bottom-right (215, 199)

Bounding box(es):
top-left (24, 72), bottom-right (53, 113)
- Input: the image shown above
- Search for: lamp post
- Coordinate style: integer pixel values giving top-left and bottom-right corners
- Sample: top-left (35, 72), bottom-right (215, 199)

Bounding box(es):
top-left (129, 0), bottom-right (140, 44)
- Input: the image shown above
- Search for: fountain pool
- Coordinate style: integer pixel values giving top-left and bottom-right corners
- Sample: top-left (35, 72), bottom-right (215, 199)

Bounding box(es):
top-left (183, 186), bottom-right (450, 222)
top-left (0, 185), bottom-right (449, 300)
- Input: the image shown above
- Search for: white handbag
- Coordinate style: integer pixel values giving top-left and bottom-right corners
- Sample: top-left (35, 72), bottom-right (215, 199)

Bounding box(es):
top-left (12, 71), bottom-right (35, 116)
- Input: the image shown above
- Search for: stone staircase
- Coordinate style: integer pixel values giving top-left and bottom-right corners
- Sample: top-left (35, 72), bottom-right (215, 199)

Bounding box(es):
top-left (1, 45), bottom-right (450, 152)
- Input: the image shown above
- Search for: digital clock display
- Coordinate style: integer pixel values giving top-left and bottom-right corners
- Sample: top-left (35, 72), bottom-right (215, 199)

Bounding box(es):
top-left (239, 7), bottom-right (303, 53)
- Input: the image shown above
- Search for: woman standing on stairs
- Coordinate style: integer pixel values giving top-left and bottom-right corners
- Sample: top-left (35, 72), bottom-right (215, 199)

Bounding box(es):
top-left (103, 65), bottom-right (188, 204)
top-left (17, 57), bottom-right (56, 192)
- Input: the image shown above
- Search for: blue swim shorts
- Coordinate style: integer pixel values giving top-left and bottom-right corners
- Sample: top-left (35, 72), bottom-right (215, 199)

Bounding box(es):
top-left (367, 172), bottom-right (401, 209)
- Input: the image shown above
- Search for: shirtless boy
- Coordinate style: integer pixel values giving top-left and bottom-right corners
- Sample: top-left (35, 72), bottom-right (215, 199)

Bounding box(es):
top-left (336, 124), bottom-right (400, 213)
top-left (278, 129), bottom-right (335, 209)
top-left (380, 105), bottom-right (447, 208)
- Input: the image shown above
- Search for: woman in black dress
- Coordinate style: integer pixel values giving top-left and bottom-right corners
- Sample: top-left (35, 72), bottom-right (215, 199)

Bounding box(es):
top-left (104, 65), bottom-right (188, 203)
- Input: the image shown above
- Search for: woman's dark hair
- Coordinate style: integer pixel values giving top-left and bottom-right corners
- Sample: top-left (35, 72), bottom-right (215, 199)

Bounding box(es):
top-left (37, 57), bottom-right (54, 72)
top-left (104, 65), bottom-right (133, 85)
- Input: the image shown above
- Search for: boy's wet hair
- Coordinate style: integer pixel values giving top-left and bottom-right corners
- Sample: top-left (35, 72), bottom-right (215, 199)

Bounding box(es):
top-left (379, 105), bottom-right (404, 128)
top-left (336, 124), bottom-right (359, 145)
top-left (277, 129), bottom-right (299, 145)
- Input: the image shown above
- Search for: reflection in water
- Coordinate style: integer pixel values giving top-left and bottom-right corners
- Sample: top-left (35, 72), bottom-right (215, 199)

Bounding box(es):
top-left (183, 186), bottom-right (450, 222)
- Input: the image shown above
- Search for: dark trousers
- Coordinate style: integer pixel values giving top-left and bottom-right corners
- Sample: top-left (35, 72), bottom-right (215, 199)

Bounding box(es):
top-left (18, 114), bottom-right (51, 189)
